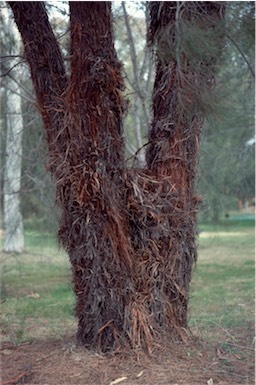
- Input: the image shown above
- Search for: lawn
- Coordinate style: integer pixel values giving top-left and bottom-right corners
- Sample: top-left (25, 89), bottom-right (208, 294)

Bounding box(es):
top-left (1, 219), bottom-right (254, 345)
top-left (1, 218), bottom-right (254, 384)
top-left (191, 219), bottom-right (255, 326)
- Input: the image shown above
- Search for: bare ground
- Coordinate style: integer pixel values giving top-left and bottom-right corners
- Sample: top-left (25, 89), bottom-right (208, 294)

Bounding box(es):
top-left (1, 326), bottom-right (254, 385)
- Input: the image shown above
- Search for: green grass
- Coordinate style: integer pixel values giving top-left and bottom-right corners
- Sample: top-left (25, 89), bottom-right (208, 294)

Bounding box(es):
top-left (0, 218), bottom-right (255, 344)
top-left (189, 219), bottom-right (255, 334)
top-left (0, 231), bottom-right (76, 344)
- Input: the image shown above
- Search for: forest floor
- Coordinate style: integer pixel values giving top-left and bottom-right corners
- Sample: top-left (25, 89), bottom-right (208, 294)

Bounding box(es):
top-left (0, 218), bottom-right (255, 385)
top-left (1, 325), bottom-right (255, 385)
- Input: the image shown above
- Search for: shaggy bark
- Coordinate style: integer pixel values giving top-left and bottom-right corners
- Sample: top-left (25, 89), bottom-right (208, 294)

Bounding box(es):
top-left (143, 1), bottom-right (225, 334)
top-left (8, 1), bottom-right (68, 174)
top-left (9, 1), bottom-right (133, 351)
top-left (9, 1), bottom-right (225, 352)
top-left (59, 2), bottom-right (133, 350)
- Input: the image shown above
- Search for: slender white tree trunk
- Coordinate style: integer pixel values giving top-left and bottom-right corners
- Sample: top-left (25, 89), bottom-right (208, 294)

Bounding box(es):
top-left (122, 2), bottom-right (146, 166)
top-left (4, 79), bottom-right (24, 253)
top-left (134, 92), bottom-right (145, 166)
top-left (2, 6), bottom-right (24, 253)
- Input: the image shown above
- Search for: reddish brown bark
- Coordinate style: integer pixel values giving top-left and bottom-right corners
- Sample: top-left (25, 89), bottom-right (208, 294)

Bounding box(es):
top-left (9, 1), bottom-right (225, 352)
top-left (8, 2), bottom-right (68, 164)
top-left (9, 1), bottom-right (133, 351)
top-left (141, 1), bottom-right (224, 333)
top-left (59, 2), bottom-right (133, 350)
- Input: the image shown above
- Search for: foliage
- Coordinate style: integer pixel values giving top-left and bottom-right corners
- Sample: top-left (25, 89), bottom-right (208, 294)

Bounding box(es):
top-left (198, 2), bottom-right (255, 222)
top-left (115, 2), bottom-right (255, 223)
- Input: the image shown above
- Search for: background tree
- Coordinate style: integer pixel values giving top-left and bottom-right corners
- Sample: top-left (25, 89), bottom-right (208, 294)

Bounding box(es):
top-left (0, 6), bottom-right (24, 253)
top-left (0, 4), bottom-right (65, 243)
top-left (198, 1), bottom-right (255, 222)
top-left (120, 2), bottom-right (152, 165)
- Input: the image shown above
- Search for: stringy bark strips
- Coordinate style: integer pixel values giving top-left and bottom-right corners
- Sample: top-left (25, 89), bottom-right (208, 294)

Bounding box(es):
top-left (58, 2), bottom-right (135, 351)
top-left (7, 2), bottom-right (68, 162)
top-left (8, 1), bottom-right (225, 352)
top-left (140, 2), bottom-right (225, 338)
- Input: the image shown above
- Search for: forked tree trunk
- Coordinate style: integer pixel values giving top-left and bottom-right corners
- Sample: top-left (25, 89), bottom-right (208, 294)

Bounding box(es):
top-left (9, 1), bottom-right (224, 352)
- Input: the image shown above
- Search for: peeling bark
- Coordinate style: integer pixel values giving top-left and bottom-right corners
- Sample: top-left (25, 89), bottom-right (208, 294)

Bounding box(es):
top-left (9, 1), bottom-right (225, 352)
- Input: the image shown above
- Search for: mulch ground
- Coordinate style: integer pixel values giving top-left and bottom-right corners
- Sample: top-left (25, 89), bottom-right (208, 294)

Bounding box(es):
top-left (1, 327), bottom-right (254, 385)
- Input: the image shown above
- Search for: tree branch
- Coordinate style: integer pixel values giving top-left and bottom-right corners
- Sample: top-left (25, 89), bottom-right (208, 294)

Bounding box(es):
top-left (8, 2), bottom-right (68, 148)
top-left (122, 2), bottom-right (140, 94)
top-left (2, 83), bottom-right (35, 104)
top-left (227, 34), bottom-right (255, 79)
top-left (0, 54), bottom-right (24, 59)
top-left (0, 60), bottom-right (24, 77)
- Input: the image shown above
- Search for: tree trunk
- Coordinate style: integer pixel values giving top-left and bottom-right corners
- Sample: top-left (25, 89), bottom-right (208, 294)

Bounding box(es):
top-left (4, 79), bottom-right (24, 253)
top-left (122, 2), bottom-right (146, 166)
top-left (2, 7), bottom-right (24, 254)
top-left (59, 2), bottom-right (133, 350)
top-left (9, 1), bottom-right (133, 352)
top-left (142, 1), bottom-right (224, 335)
top-left (9, 1), bottom-right (225, 352)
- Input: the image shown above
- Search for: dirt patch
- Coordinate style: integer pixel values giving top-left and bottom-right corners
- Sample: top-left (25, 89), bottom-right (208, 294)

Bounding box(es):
top-left (1, 327), bottom-right (254, 385)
